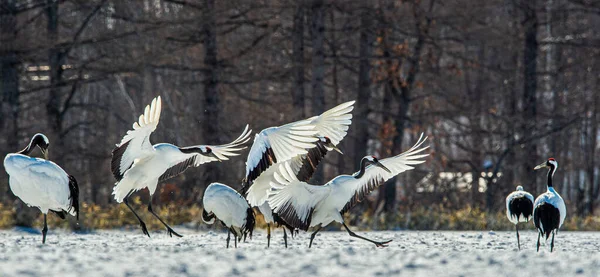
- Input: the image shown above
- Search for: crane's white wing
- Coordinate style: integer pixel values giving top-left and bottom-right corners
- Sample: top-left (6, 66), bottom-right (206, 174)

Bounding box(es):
top-left (4, 154), bottom-right (78, 217)
top-left (307, 100), bottom-right (355, 145)
top-left (111, 96), bottom-right (161, 181)
top-left (243, 119), bottom-right (318, 188)
top-left (336, 134), bottom-right (429, 215)
top-left (267, 162), bottom-right (331, 231)
top-left (158, 125), bottom-right (252, 182)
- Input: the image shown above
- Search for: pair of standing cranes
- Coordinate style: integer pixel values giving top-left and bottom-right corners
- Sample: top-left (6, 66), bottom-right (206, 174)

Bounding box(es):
top-left (506, 158), bottom-right (567, 252)
top-left (3, 96), bottom-right (429, 247)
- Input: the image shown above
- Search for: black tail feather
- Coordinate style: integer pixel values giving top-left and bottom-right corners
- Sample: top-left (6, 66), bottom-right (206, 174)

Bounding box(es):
top-left (243, 207), bottom-right (256, 240)
top-left (534, 203), bottom-right (560, 240)
top-left (68, 175), bottom-right (80, 220)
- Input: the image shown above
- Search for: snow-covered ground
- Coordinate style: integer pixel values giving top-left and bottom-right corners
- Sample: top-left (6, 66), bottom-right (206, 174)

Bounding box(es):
top-left (1, 229), bottom-right (599, 276)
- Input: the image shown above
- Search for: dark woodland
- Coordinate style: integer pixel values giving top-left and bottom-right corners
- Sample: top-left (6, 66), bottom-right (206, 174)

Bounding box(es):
top-left (1, 0), bottom-right (599, 228)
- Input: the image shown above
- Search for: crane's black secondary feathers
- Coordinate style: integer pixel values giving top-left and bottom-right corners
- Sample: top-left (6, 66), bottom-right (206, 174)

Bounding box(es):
top-left (534, 203), bottom-right (560, 239)
top-left (111, 140), bottom-right (131, 181)
top-left (509, 196), bottom-right (533, 222)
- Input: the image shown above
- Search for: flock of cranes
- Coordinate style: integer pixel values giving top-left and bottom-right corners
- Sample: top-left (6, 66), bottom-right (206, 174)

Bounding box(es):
top-left (2, 95), bottom-right (567, 251)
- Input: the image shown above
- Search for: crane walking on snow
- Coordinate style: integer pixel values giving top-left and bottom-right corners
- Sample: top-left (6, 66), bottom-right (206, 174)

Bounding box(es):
top-left (505, 185), bottom-right (534, 250)
top-left (268, 134), bottom-right (428, 248)
top-left (111, 96), bottom-right (251, 237)
top-left (533, 158), bottom-right (566, 252)
top-left (3, 133), bottom-right (79, 244)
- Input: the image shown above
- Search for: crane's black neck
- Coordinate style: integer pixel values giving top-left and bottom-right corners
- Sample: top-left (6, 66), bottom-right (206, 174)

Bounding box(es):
top-left (546, 164), bottom-right (556, 188)
top-left (179, 146), bottom-right (204, 154)
top-left (354, 158), bottom-right (370, 179)
top-left (17, 142), bottom-right (35, 156)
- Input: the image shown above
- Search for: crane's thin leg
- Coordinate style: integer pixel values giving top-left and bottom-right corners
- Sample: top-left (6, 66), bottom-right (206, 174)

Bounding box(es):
top-left (283, 227), bottom-right (288, 248)
top-left (342, 223), bottom-right (392, 247)
top-left (234, 233), bottom-right (238, 248)
top-left (309, 226), bottom-right (322, 248)
top-left (516, 224), bottom-right (520, 250)
top-left (267, 223), bottom-right (271, 248)
top-left (42, 214), bottom-right (48, 244)
top-left (536, 232), bottom-right (541, 252)
top-left (550, 231), bottom-right (555, 252)
top-left (147, 201), bottom-right (182, 237)
top-left (124, 192), bottom-right (150, 237)
top-left (226, 230), bottom-right (231, 248)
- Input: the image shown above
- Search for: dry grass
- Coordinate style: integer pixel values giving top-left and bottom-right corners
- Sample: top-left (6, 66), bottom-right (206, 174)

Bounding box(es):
top-left (1, 201), bottom-right (599, 232)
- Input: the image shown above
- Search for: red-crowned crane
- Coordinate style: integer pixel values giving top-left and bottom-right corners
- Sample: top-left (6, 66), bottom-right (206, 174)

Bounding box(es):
top-left (268, 134), bottom-right (428, 248)
top-left (202, 183), bottom-right (255, 248)
top-left (533, 158), bottom-right (566, 252)
top-left (240, 101), bottom-right (354, 247)
top-left (3, 133), bottom-right (79, 243)
top-left (111, 96), bottom-right (252, 237)
top-left (505, 185), bottom-right (534, 250)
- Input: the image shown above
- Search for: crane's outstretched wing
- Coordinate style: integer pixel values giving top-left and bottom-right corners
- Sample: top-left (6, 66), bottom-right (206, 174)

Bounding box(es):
top-left (267, 162), bottom-right (330, 231)
top-left (337, 134), bottom-right (428, 214)
top-left (307, 100), bottom-right (354, 145)
top-left (159, 125), bottom-right (252, 182)
top-left (294, 101), bottom-right (355, 182)
top-left (242, 119), bottom-right (318, 190)
top-left (111, 96), bottom-right (161, 181)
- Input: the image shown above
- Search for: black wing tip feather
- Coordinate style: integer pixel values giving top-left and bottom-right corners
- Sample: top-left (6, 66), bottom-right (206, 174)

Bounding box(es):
top-left (534, 203), bottom-right (561, 239)
top-left (68, 175), bottom-right (80, 220)
top-left (274, 202), bottom-right (314, 232)
top-left (110, 140), bottom-right (131, 181)
top-left (296, 140), bottom-right (329, 182)
top-left (159, 156), bottom-right (197, 182)
top-left (340, 176), bottom-right (385, 215)
top-left (246, 147), bottom-right (277, 186)
top-left (243, 207), bottom-right (256, 239)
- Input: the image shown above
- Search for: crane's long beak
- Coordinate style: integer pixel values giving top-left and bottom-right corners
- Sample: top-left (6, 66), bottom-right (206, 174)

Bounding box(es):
top-left (376, 162), bottom-right (392, 173)
top-left (534, 162), bottom-right (547, 170)
top-left (210, 152), bottom-right (222, 162)
top-left (40, 148), bottom-right (48, 160)
top-left (331, 145), bottom-right (343, 155)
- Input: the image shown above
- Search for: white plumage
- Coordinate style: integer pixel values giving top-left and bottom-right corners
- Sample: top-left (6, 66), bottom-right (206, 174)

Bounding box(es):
top-left (202, 183), bottom-right (255, 248)
top-left (505, 186), bottom-right (534, 224)
top-left (3, 133), bottom-right (78, 244)
top-left (505, 185), bottom-right (534, 250)
top-left (268, 134), bottom-right (428, 247)
top-left (111, 96), bottom-right (252, 237)
top-left (241, 100), bottom-right (354, 247)
top-left (533, 158), bottom-right (566, 252)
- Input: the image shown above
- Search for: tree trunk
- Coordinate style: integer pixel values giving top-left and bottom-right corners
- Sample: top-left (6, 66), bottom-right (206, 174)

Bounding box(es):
top-left (521, 0), bottom-right (539, 193)
top-left (309, 0), bottom-right (325, 183)
top-left (0, 0), bottom-right (19, 152)
top-left (354, 5), bottom-right (374, 169)
top-left (201, 0), bottom-right (220, 185)
top-left (291, 4), bottom-right (306, 120)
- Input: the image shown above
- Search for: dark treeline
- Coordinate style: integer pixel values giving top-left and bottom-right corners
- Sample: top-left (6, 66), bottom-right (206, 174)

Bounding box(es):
top-left (1, 0), bottom-right (599, 227)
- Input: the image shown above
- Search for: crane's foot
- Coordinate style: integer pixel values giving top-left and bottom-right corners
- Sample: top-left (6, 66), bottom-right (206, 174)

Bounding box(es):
top-left (166, 227), bottom-right (183, 238)
top-left (140, 222), bottom-right (150, 238)
top-left (374, 239), bottom-right (392, 248)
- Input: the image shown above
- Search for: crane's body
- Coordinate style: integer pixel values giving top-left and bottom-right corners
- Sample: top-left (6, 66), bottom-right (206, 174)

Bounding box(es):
top-left (242, 101), bottom-right (354, 247)
top-left (111, 96), bottom-right (251, 237)
top-left (505, 185), bottom-right (534, 250)
top-left (202, 183), bottom-right (255, 248)
top-left (3, 133), bottom-right (79, 243)
top-left (533, 158), bottom-right (566, 252)
top-left (268, 134), bottom-right (428, 247)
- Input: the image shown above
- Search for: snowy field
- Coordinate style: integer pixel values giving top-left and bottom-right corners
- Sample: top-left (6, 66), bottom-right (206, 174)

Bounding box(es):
top-left (1, 229), bottom-right (599, 277)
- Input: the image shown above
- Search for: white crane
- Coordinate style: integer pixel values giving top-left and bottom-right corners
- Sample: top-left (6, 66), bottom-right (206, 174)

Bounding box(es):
top-left (505, 185), bottom-right (534, 250)
top-left (240, 101), bottom-right (354, 247)
top-left (268, 134), bottom-right (428, 248)
top-left (202, 183), bottom-right (255, 248)
top-left (111, 96), bottom-right (251, 237)
top-left (533, 158), bottom-right (566, 252)
top-left (3, 133), bottom-right (79, 244)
